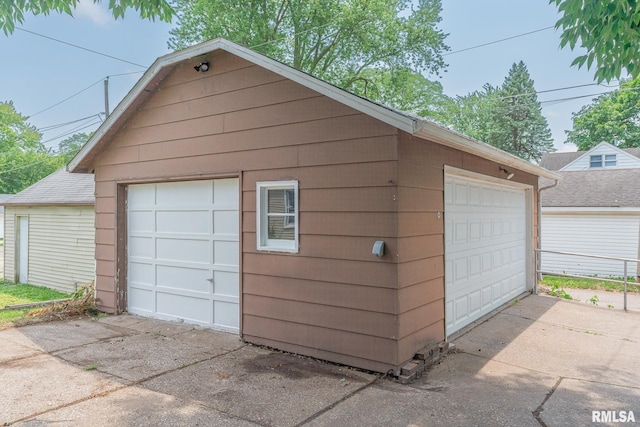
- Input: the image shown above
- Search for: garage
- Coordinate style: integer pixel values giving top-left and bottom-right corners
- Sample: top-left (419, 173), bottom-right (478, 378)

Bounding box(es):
top-left (127, 178), bottom-right (240, 332)
top-left (444, 170), bottom-right (530, 336)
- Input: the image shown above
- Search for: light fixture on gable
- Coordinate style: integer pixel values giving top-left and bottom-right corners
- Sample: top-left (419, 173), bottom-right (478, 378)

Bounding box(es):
top-left (194, 61), bottom-right (210, 72)
top-left (499, 166), bottom-right (515, 180)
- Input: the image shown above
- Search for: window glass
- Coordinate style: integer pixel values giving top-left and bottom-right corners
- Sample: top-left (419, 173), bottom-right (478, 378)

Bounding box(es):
top-left (590, 155), bottom-right (602, 168)
top-left (257, 181), bottom-right (299, 252)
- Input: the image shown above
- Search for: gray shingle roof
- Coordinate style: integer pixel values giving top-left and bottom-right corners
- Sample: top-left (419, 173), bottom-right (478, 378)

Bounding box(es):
top-left (2, 169), bottom-right (94, 206)
top-left (541, 169), bottom-right (640, 207)
top-left (539, 151), bottom-right (583, 170)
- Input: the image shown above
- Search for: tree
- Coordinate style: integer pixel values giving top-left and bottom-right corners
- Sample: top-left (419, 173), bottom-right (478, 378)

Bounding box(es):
top-left (58, 132), bottom-right (91, 164)
top-left (0, 0), bottom-right (173, 34)
top-left (350, 67), bottom-right (452, 121)
top-left (168, 0), bottom-right (449, 100)
top-left (442, 62), bottom-right (554, 162)
top-left (442, 84), bottom-right (502, 143)
top-left (0, 101), bottom-right (64, 193)
top-left (565, 78), bottom-right (640, 151)
top-left (551, 0), bottom-right (640, 83)
top-left (490, 62), bottom-right (554, 161)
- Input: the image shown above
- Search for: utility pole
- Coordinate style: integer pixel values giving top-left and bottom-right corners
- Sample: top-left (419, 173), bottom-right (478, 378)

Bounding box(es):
top-left (104, 77), bottom-right (110, 118)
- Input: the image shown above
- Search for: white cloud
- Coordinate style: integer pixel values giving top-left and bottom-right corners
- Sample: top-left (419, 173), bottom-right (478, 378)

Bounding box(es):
top-left (74, 0), bottom-right (112, 26)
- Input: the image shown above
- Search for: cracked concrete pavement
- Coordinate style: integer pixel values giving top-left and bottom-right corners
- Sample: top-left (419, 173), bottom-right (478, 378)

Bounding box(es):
top-left (2, 294), bottom-right (639, 426)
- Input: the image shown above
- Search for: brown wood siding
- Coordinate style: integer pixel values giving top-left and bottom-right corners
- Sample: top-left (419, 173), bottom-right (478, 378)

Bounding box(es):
top-left (396, 132), bottom-right (539, 365)
top-left (90, 51), bottom-right (401, 370)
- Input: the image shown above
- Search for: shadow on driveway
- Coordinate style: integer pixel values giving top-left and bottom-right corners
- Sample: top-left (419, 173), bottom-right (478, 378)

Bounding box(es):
top-left (2, 295), bottom-right (639, 426)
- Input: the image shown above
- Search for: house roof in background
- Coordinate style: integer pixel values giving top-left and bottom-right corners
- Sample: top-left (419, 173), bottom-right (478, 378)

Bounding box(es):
top-left (541, 168), bottom-right (640, 207)
top-left (541, 146), bottom-right (640, 171)
top-left (68, 37), bottom-right (561, 181)
top-left (2, 169), bottom-right (95, 206)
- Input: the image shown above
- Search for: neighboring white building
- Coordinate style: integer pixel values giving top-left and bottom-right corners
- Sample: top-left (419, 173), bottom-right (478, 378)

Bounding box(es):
top-left (0, 194), bottom-right (13, 240)
top-left (540, 142), bottom-right (640, 278)
top-left (2, 169), bottom-right (95, 293)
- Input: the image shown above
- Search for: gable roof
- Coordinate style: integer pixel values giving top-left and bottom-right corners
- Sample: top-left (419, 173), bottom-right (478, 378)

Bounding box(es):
top-left (2, 169), bottom-right (95, 206)
top-left (68, 38), bottom-right (560, 180)
top-left (541, 168), bottom-right (640, 207)
top-left (541, 142), bottom-right (640, 171)
top-left (539, 151), bottom-right (583, 171)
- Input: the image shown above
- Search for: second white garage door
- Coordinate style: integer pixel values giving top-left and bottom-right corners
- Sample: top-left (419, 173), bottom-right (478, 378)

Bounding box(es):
top-left (445, 172), bottom-right (529, 336)
top-left (127, 178), bottom-right (240, 332)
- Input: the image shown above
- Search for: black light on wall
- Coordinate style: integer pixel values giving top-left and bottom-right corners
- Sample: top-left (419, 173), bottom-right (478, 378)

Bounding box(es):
top-left (194, 61), bottom-right (210, 72)
top-left (499, 166), bottom-right (515, 180)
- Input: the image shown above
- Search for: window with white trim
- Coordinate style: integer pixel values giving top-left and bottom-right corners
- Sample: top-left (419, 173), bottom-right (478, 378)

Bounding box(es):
top-left (590, 154), bottom-right (617, 168)
top-left (256, 181), bottom-right (299, 252)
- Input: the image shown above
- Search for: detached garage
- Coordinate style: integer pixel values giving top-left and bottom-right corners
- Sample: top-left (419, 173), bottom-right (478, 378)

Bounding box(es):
top-left (68, 38), bottom-right (558, 374)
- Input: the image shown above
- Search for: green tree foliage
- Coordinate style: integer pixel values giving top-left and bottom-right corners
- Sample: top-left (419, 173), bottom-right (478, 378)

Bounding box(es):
top-left (0, 0), bottom-right (173, 34)
top-left (350, 67), bottom-right (451, 121)
top-left (566, 78), bottom-right (640, 150)
top-left (57, 132), bottom-right (91, 164)
top-left (168, 0), bottom-right (449, 105)
top-left (551, 0), bottom-right (640, 83)
top-left (443, 62), bottom-right (554, 162)
top-left (444, 84), bottom-right (502, 144)
top-left (0, 101), bottom-right (64, 193)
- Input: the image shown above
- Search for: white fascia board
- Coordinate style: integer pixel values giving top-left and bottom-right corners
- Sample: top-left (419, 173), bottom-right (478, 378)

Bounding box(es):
top-left (416, 122), bottom-right (563, 180)
top-left (542, 206), bottom-right (640, 214)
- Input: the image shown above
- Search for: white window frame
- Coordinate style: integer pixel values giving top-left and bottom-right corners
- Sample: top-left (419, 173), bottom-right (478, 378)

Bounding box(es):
top-left (590, 154), bottom-right (617, 168)
top-left (256, 181), bottom-right (299, 252)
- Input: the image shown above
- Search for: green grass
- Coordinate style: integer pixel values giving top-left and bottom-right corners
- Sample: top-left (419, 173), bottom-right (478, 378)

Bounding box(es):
top-left (541, 275), bottom-right (640, 293)
top-left (0, 281), bottom-right (71, 325)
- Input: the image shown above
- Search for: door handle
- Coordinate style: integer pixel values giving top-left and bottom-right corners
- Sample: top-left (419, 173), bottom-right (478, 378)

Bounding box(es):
top-left (206, 278), bottom-right (214, 283)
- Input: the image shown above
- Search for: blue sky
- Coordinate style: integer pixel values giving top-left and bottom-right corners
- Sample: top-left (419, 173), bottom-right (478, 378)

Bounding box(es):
top-left (1, 1), bottom-right (612, 154)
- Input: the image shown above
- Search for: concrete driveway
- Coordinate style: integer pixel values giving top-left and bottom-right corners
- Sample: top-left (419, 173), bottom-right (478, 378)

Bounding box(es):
top-left (2, 295), bottom-right (639, 427)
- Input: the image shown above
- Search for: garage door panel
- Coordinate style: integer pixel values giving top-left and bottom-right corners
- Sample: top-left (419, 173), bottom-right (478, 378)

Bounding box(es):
top-left (128, 178), bottom-right (240, 333)
top-left (129, 262), bottom-right (155, 285)
top-left (214, 178), bottom-right (240, 207)
top-left (157, 210), bottom-right (210, 234)
top-left (445, 174), bottom-right (528, 336)
top-left (156, 238), bottom-right (210, 264)
top-left (130, 237), bottom-right (154, 258)
top-left (156, 292), bottom-right (209, 324)
top-left (214, 301), bottom-right (239, 329)
top-left (156, 180), bottom-right (212, 207)
top-left (214, 271), bottom-right (239, 297)
top-left (129, 211), bottom-right (154, 232)
top-left (156, 265), bottom-right (210, 293)
top-left (129, 287), bottom-right (154, 313)
top-left (214, 240), bottom-right (239, 267)
top-left (128, 184), bottom-right (155, 207)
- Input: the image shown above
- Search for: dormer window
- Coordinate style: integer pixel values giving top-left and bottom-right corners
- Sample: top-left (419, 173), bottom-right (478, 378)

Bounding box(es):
top-left (590, 154), bottom-right (616, 168)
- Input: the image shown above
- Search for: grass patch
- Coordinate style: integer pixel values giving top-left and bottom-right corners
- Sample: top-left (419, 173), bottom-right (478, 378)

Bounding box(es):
top-left (0, 281), bottom-right (71, 307)
top-left (0, 281), bottom-right (72, 326)
top-left (541, 275), bottom-right (640, 293)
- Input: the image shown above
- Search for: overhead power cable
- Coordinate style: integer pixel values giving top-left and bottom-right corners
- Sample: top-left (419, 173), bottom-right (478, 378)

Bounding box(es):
top-left (16, 28), bottom-right (147, 68)
top-left (29, 78), bottom-right (104, 118)
top-left (444, 26), bottom-right (555, 56)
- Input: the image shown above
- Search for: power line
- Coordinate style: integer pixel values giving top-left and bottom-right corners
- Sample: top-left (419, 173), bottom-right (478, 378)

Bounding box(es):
top-left (29, 78), bottom-right (104, 118)
top-left (444, 26), bottom-right (555, 56)
top-left (42, 120), bottom-right (102, 145)
top-left (29, 72), bottom-right (141, 118)
top-left (16, 28), bottom-right (147, 68)
top-left (39, 114), bottom-right (103, 132)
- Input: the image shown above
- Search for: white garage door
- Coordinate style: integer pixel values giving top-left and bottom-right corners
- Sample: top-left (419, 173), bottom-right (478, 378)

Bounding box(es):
top-left (127, 178), bottom-right (240, 332)
top-left (445, 173), bottom-right (528, 336)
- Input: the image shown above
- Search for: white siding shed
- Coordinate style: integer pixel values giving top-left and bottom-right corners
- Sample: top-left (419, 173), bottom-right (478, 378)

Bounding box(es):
top-left (2, 170), bottom-right (95, 293)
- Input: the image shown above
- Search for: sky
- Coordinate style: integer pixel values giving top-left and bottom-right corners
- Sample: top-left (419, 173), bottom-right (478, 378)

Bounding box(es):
top-left (0, 1), bottom-right (618, 154)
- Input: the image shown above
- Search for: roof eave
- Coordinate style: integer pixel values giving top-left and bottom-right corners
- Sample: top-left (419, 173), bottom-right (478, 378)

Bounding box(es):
top-left (414, 122), bottom-right (563, 180)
